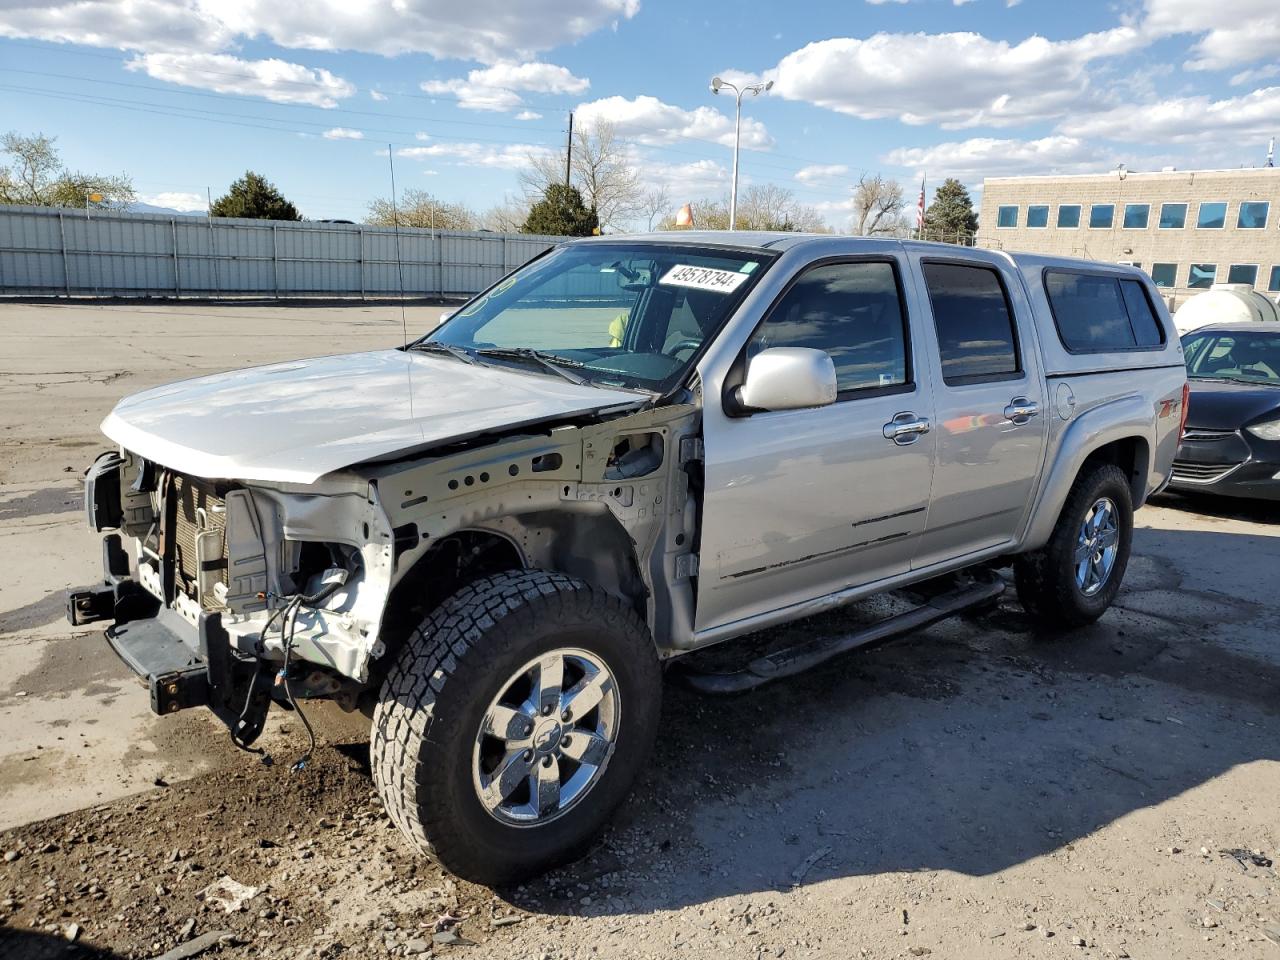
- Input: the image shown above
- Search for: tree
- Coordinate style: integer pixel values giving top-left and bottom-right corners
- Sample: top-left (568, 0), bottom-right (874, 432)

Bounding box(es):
top-left (479, 194), bottom-right (530, 233)
top-left (851, 173), bottom-right (907, 236)
top-left (210, 171), bottom-right (300, 220)
top-left (658, 184), bottom-right (826, 233)
top-left (366, 189), bottom-right (476, 230)
top-left (0, 131), bottom-right (135, 208)
top-left (922, 177), bottom-right (978, 244)
top-left (640, 184), bottom-right (671, 232)
top-left (519, 118), bottom-right (643, 231)
top-left (523, 183), bottom-right (598, 237)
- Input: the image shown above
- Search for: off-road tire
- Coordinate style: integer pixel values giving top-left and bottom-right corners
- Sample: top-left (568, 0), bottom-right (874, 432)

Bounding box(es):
top-left (370, 569), bottom-right (661, 885)
top-left (1014, 463), bottom-right (1134, 629)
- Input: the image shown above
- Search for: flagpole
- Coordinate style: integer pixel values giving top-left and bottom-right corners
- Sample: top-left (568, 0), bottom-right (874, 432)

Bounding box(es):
top-left (916, 173), bottom-right (926, 241)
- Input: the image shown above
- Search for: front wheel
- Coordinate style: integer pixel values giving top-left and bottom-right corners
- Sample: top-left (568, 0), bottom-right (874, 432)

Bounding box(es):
top-left (371, 570), bottom-right (661, 884)
top-left (1014, 463), bottom-right (1134, 628)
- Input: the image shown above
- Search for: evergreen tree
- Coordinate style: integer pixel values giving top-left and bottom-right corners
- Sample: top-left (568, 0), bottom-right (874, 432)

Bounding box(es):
top-left (522, 183), bottom-right (598, 237)
top-left (210, 171), bottom-right (300, 220)
top-left (922, 178), bottom-right (978, 243)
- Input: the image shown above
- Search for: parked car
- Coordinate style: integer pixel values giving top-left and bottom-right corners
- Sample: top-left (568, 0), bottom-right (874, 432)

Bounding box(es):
top-left (1171, 323), bottom-right (1280, 500)
top-left (69, 234), bottom-right (1185, 883)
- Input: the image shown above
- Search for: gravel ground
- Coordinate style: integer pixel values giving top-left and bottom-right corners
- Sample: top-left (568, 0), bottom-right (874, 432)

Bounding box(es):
top-left (1, 301), bottom-right (1278, 960)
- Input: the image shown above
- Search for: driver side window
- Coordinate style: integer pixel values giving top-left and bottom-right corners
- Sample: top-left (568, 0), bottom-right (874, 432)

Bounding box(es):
top-left (747, 260), bottom-right (911, 396)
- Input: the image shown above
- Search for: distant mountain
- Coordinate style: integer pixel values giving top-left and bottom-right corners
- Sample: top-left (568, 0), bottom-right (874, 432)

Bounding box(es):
top-left (127, 202), bottom-right (207, 217)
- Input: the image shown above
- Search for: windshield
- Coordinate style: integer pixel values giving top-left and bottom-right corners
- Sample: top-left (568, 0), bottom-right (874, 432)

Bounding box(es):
top-left (1182, 329), bottom-right (1280, 386)
top-left (422, 242), bottom-right (774, 392)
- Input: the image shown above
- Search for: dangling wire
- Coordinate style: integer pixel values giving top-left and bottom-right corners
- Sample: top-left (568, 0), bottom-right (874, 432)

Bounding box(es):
top-left (280, 596), bottom-right (317, 773)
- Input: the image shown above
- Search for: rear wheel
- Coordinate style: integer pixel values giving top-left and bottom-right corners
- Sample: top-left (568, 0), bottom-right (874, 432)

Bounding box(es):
top-left (1015, 463), bottom-right (1133, 628)
top-left (370, 570), bottom-right (661, 884)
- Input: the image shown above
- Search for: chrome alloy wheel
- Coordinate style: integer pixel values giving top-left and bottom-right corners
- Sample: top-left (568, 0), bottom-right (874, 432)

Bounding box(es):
top-left (472, 649), bottom-right (620, 826)
top-left (1074, 496), bottom-right (1120, 596)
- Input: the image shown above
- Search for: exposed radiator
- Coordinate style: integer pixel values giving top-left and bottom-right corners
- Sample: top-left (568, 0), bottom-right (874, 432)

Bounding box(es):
top-left (169, 474), bottom-right (228, 609)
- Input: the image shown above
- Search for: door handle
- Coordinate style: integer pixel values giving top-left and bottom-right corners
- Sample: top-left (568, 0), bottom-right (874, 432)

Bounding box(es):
top-left (883, 412), bottom-right (931, 445)
top-left (1004, 397), bottom-right (1040, 423)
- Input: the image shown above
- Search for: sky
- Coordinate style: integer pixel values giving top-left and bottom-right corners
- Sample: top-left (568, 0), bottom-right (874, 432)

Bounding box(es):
top-left (0, 0), bottom-right (1277, 228)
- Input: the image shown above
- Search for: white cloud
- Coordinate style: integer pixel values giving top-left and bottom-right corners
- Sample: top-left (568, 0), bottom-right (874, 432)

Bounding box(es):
top-left (322, 127), bottom-right (364, 140)
top-left (1230, 64), bottom-right (1280, 86)
top-left (574, 95), bottom-right (773, 148)
top-left (125, 52), bottom-right (354, 107)
top-left (760, 27), bottom-right (1144, 128)
top-left (644, 159), bottom-right (729, 198)
top-left (422, 61), bottom-right (588, 112)
top-left (1141, 0), bottom-right (1280, 71)
top-left (396, 142), bottom-right (555, 171)
top-left (137, 191), bottom-right (206, 212)
top-left (795, 163), bottom-right (850, 184)
top-left (0, 0), bottom-right (639, 61)
top-left (1058, 86), bottom-right (1280, 145)
top-left (514, 110), bottom-right (543, 121)
top-left (369, 90), bottom-right (388, 102)
top-left (883, 135), bottom-right (1102, 179)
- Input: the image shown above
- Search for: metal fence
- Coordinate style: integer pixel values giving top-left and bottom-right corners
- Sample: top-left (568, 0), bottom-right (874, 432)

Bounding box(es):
top-left (0, 204), bottom-right (570, 299)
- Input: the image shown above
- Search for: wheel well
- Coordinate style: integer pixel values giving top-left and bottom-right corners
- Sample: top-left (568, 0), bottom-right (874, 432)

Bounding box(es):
top-left (1081, 436), bottom-right (1149, 506)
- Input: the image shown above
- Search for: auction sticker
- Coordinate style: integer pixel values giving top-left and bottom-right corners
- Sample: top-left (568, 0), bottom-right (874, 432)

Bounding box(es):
top-left (659, 264), bottom-right (750, 294)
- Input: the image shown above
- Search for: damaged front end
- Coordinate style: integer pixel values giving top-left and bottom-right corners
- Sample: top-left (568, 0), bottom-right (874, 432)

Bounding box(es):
top-left (69, 450), bottom-right (395, 745)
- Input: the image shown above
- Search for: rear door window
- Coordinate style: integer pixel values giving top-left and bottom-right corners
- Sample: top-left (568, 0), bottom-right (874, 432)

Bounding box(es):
top-left (921, 262), bottom-right (1021, 385)
top-left (1044, 270), bottom-right (1167, 352)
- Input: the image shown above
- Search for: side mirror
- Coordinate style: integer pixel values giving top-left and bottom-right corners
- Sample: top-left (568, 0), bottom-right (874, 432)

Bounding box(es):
top-left (734, 347), bottom-right (837, 413)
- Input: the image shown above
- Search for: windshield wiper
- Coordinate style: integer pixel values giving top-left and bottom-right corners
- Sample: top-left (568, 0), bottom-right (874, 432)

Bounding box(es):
top-left (408, 340), bottom-right (476, 365)
top-left (475, 347), bottom-right (589, 386)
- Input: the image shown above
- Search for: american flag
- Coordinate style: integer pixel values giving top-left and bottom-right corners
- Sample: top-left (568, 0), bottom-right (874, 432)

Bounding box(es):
top-left (916, 176), bottom-right (926, 232)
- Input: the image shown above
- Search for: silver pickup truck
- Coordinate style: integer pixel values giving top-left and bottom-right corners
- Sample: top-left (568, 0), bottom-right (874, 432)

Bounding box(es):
top-left (71, 233), bottom-right (1187, 883)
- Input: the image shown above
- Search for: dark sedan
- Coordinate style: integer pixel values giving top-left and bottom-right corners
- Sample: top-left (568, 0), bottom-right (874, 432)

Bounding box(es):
top-left (1171, 322), bottom-right (1280, 500)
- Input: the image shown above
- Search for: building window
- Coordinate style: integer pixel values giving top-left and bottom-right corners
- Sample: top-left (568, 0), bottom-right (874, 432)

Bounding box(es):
top-left (1196, 202), bottom-right (1227, 229)
top-left (1150, 263), bottom-right (1177, 287)
top-left (1237, 201), bottom-right (1269, 229)
top-left (1089, 204), bottom-right (1114, 228)
top-left (1269, 266), bottom-right (1280, 292)
top-left (1118, 261), bottom-right (1142, 269)
top-left (1188, 263), bottom-right (1217, 288)
top-left (1123, 203), bottom-right (1150, 229)
top-left (1057, 204), bottom-right (1081, 228)
top-left (1026, 204), bottom-right (1049, 228)
top-left (996, 205), bottom-right (1018, 228)
top-left (1227, 264), bottom-right (1259, 285)
top-left (1159, 203), bottom-right (1187, 229)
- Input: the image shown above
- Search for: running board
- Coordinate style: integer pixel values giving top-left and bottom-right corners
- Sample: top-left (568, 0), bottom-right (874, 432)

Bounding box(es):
top-left (671, 571), bottom-right (1005, 694)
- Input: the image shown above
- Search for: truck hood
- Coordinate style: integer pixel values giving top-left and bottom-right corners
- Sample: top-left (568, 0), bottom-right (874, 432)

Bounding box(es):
top-left (102, 349), bottom-right (646, 483)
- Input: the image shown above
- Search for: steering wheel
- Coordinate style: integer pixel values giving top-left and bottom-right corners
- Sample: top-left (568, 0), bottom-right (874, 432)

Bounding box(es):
top-left (665, 337), bottom-right (703, 359)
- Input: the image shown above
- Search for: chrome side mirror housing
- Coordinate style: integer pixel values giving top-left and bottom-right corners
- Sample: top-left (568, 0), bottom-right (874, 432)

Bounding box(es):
top-left (734, 347), bottom-right (838, 413)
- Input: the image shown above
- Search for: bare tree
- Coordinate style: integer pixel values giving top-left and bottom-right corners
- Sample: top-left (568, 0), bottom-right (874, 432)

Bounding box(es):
top-left (366, 189), bottom-right (476, 230)
top-left (479, 194), bottom-right (531, 233)
top-left (640, 184), bottom-right (671, 231)
top-left (518, 117), bottom-right (644, 231)
top-left (657, 184), bottom-right (827, 233)
top-left (851, 173), bottom-right (907, 236)
top-left (0, 131), bottom-right (134, 208)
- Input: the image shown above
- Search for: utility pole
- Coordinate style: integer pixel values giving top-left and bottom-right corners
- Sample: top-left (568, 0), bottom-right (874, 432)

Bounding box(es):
top-left (565, 112), bottom-right (574, 187)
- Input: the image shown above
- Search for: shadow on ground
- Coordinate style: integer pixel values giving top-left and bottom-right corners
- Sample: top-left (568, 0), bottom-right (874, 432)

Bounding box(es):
top-left (516, 520), bottom-right (1280, 914)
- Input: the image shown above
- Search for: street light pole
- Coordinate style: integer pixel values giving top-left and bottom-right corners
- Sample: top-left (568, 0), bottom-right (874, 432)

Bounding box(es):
top-left (711, 76), bottom-right (772, 231)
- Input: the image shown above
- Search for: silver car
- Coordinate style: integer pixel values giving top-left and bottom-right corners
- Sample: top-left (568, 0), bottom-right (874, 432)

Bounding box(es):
top-left (71, 233), bottom-right (1186, 882)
